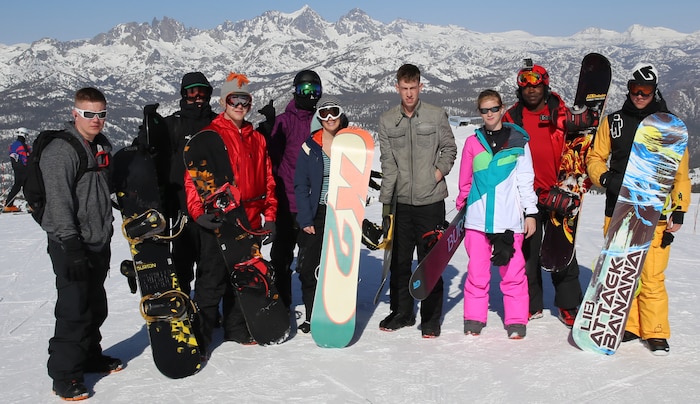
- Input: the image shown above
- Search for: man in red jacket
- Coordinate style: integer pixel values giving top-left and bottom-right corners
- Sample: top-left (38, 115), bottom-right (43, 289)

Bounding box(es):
top-left (502, 62), bottom-right (583, 327)
top-left (184, 72), bottom-right (277, 354)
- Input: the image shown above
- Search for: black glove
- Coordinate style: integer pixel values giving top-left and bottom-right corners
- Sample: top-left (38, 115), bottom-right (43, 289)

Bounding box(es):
top-left (262, 221), bottom-right (276, 245)
top-left (195, 213), bottom-right (222, 230)
top-left (62, 236), bottom-right (90, 281)
top-left (382, 204), bottom-right (392, 217)
top-left (258, 99), bottom-right (275, 122)
top-left (543, 187), bottom-right (580, 216)
top-left (660, 232), bottom-right (675, 248)
top-left (486, 230), bottom-right (515, 267)
top-left (600, 171), bottom-right (623, 192)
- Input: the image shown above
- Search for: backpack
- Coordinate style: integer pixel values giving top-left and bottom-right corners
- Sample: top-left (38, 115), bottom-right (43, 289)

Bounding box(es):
top-left (24, 130), bottom-right (91, 224)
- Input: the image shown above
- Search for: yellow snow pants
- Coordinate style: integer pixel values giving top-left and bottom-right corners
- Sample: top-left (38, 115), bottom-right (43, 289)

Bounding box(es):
top-left (603, 217), bottom-right (670, 339)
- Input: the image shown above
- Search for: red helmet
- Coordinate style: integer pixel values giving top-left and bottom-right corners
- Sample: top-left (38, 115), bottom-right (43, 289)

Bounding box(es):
top-left (517, 64), bottom-right (549, 87)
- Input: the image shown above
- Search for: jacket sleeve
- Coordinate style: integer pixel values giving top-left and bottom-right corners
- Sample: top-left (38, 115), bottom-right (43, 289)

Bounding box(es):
top-left (586, 115), bottom-right (612, 187)
top-left (378, 115), bottom-right (398, 205)
top-left (516, 144), bottom-right (539, 216)
top-left (456, 137), bottom-right (474, 210)
top-left (293, 145), bottom-right (313, 229)
top-left (183, 171), bottom-right (204, 221)
top-left (435, 111), bottom-right (458, 177)
top-left (263, 147), bottom-right (278, 223)
top-left (670, 148), bottom-right (691, 213)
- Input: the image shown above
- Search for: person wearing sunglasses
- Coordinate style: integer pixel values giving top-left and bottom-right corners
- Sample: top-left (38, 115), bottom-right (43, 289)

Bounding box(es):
top-left (293, 95), bottom-right (349, 334)
top-left (264, 69), bottom-right (323, 311)
top-left (377, 64), bottom-right (457, 338)
top-left (457, 90), bottom-right (538, 339)
top-left (587, 63), bottom-right (690, 356)
top-left (39, 87), bottom-right (120, 400)
top-left (183, 72), bottom-right (277, 350)
top-left (502, 61), bottom-right (583, 328)
top-left (152, 72), bottom-right (218, 298)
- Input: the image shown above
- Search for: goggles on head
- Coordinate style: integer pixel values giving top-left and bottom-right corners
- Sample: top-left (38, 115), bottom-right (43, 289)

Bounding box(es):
top-left (628, 82), bottom-right (655, 98)
top-left (75, 108), bottom-right (107, 120)
top-left (318, 105), bottom-right (343, 121)
top-left (226, 94), bottom-right (252, 108)
top-left (295, 82), bottom-right (322, 99)
top-left (517, 71), bottom-right (544, 87)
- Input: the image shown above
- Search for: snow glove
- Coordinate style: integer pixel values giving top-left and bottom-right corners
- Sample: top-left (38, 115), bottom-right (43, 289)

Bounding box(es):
top-left (262, 221), bottom-right (276, 245)
top-left (195, 213), bottom-right (222, 230)
top-left (600, 170), bottom-right (623, 194)
top-left (486, 230), bottom-right (515, 267)
top-left (62, 236), bottom-right (90, 281)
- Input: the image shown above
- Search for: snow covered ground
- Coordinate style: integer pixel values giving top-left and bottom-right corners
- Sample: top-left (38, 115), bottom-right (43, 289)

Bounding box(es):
top-left (2, 123), bottom-right (700, 403)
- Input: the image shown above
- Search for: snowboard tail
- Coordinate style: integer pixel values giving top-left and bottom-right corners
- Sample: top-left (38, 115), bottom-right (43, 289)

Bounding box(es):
top-left (311, 127), bottom-right (374, 348)
top-left (572, 113), bottom-right (687, 355)
top-left (409, 206), bottom-right (466, 300)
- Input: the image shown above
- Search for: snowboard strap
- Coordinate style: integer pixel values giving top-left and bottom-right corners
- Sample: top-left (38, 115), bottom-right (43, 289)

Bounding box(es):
top-left (139, 290), bottom-right (197, 323)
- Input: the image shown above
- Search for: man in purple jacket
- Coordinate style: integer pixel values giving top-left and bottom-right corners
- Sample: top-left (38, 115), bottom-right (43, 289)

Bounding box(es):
top-left (264, 70), bottom-right (323, 318)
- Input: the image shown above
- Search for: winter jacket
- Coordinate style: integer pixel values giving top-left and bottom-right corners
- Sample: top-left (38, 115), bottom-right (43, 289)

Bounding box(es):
top-left (40, 122), bottom-right (113, 250)
top-left (378, 100), bottom-right (457, 206)
top-left (587, 97), bottom-right (690, 217)
top-left (165, 102), bottom-right (217, 218)
top-left (267, 99), bottom-right (316, 213)
top-left (294, 130), bottom-right (325, 229)
top-left (503, 92), bottom-right (569, 204)
top-left (184, 114), bottom-right (277, 229)
top-left (8, 139), bottom-right (30, 166)
top-left (457, 124), bottom-right (538, 234)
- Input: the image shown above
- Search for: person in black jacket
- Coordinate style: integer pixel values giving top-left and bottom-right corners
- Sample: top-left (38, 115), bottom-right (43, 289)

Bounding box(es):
top-left (164, 72), bottom-right (218, 295)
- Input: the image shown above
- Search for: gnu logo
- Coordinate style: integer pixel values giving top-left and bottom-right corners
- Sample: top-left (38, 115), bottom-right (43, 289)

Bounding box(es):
top-left (610, 114), bottom-right (623, 139)
top-left (633, 65), bottom-right (657, 83)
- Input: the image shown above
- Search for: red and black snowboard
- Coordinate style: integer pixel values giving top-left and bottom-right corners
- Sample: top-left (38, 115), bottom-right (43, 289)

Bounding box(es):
top-left (540, 53), bottom-right (611, 271)
top-left (112, 106), bottom-right (202, 378)
top-left (183, 130), bottom-right (290, 345)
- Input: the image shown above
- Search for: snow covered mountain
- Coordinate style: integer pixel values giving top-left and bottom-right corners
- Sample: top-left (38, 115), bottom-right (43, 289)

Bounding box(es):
top-left (0, 6), bottom-right (699, 157)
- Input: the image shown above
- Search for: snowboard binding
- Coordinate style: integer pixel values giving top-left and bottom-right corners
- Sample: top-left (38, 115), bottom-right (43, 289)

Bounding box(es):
top-left (121, 209), bottom-right (188, 244)
top-left (231, 255), bottom-right (274, 298)
top-left (140, 290), bottom-right (197, 322)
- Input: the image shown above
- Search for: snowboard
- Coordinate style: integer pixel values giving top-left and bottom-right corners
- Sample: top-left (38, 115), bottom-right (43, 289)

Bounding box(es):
top-left (310, 127), bottom-right (374, 348)
top-left (572, 112), bottom-right (687, 355)
top-left (113, 143), bottom-right (202, 379)
top-left (372, 200), bottom-right (396, 305)
top-left (540, 53), bottom-right (611, 272)
top-left (409, 206), bottom-right (466, 300)
top-left (184, 130), bottom-right (290, 345)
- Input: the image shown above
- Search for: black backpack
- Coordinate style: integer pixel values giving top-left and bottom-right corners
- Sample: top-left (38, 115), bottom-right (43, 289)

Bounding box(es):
top-left (24, 130), bottom-right (91, 224)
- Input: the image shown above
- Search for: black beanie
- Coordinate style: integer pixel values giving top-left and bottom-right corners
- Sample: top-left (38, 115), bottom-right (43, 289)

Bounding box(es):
top-left (180, 72), bottom-right (212, 98)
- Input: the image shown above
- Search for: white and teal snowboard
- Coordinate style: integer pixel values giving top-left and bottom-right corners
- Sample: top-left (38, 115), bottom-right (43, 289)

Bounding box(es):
top-left (572, 112), bottom-right (687, 355)
top-left (310, 127), bottom-right (374, 348)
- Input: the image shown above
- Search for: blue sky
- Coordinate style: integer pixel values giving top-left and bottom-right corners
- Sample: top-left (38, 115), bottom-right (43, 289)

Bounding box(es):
top-left (2, 0), bottom-right (699, 45)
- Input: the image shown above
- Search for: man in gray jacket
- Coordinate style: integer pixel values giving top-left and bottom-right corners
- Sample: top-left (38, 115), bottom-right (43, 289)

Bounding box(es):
top-left (41, 87), bottom-right (121, 400)
top-left (378, 64), bottom-right (457, 338)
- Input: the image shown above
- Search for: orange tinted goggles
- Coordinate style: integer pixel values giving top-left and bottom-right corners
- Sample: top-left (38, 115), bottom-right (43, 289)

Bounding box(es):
top-left (628, 83), bottom-right (655, 97)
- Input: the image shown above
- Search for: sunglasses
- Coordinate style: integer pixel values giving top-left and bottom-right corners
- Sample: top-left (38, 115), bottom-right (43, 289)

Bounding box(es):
top-left (226, 94), bottom-right (252, 108)
top-left (318, 106), bottom-right (343, 121)
top-left (185, 87), bottom-right (211, 101)
top-left (628, 83), bottom-right (654, 97)
top-left (295, 82), bottom-right (322, 98)
top-left (478, 106), bottom-right (502, 114)
top-left (517, 71), bottom-right (544, 87)
top-left (75, 108), bottom-right (107, 120)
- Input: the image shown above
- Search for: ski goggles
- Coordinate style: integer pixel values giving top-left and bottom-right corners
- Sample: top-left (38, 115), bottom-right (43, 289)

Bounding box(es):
top-left (628, 82), bottom-right (655, 97)
top-left (318, 105), bottom-right (343, 121)
top-left (295, 82), bottom-right (322, 98)
top-left (478, 105), bottom-right (502, 114)
top-left (517, 71), bottom-right (544, 87)
top-left (185, 87), bottom-right (211, 102)
top-left (225, 94), bottom-right (252, 108)
top-left (74, 108), bottom-right (107, 120)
